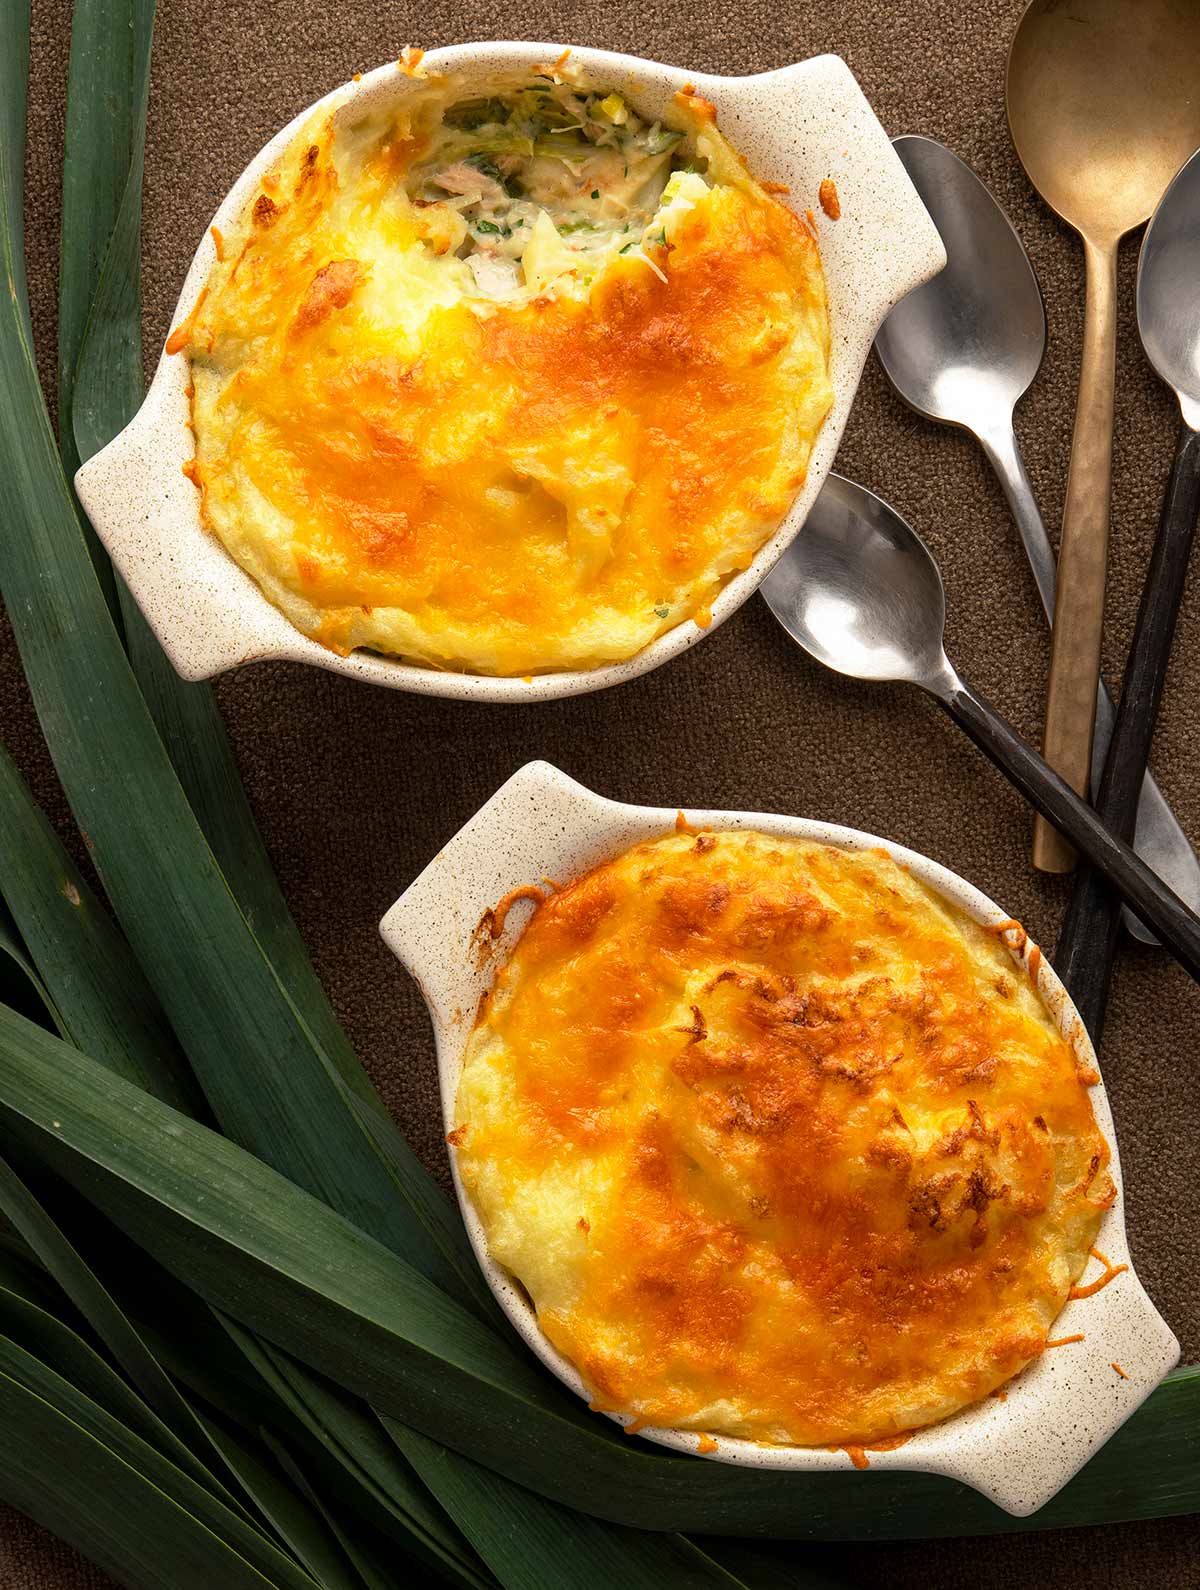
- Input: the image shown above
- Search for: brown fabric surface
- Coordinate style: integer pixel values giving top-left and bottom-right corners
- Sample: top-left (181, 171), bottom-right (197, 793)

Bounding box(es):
top-left (4, 0), bottom-right (1200, 1584)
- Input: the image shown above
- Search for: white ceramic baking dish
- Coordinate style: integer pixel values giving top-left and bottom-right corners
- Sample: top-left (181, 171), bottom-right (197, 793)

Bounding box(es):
top-left (379, 760), bottom-right (1179, 1516)
top-left (74, 41), bottom-right (945, 702)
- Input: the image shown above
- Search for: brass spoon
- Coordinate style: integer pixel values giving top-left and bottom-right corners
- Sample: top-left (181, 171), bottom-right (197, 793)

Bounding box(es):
top-left (1006, 0), bottom-right (1200, 874)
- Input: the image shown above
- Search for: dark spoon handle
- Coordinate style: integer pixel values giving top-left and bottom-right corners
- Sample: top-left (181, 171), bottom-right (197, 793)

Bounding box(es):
top-left (1055, 422), bottom-right (1200, 1034)
top-left (940, 676), bottom-right (1200, 984)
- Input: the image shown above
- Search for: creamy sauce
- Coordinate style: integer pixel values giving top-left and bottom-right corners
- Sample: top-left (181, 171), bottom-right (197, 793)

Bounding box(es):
top-left (406, 81), bottom-right (701, 299)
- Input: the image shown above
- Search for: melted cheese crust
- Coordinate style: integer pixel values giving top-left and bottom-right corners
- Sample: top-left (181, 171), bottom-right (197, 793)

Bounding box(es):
top-left (176, 73), bottom-right (832, 674)
top-left (456, 831), bottom-right (1113, 1446)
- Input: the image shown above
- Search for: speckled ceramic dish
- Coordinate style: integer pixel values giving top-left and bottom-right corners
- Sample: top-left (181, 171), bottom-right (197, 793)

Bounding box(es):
top-left (379, 760), bottom-right (1179, 1516)
top-left (74, 42), bottom-right (944, 702)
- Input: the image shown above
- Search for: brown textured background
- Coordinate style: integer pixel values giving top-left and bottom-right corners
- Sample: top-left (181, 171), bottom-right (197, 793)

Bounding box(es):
top-left (3, 0), bottom-right (1199, 1584)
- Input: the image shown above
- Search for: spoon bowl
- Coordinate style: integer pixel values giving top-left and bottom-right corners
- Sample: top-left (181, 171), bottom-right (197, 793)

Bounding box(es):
top-left (1007, 0), bottom-right (1200, 243)
top-left (1138, 145), bottom-right (1200, 428)
top-left (875, 136), bottom-right (1045, 432)
top-left (761, 474), bottom-right (1200, 983)
top-left (761, 475), bottom-right (953, 691)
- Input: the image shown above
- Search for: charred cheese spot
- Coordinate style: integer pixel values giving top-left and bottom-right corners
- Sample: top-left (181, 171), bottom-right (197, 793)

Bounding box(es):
top-left (455, 831), bottom-right (1112, 1446)
top-left (177, 70), bottom-right (832, 674)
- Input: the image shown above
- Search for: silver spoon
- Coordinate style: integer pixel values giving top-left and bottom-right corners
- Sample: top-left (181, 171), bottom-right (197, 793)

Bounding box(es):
top-left (875, 134), bottom-right (1200, 944)
top-left (761, 475), bottom-right (1200, 982)
top-left (1056, 147), bottom-right (1200, 1032)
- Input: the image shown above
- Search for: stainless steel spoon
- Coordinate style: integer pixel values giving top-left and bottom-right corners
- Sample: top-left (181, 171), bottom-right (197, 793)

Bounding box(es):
top-left (1057, 147), bottom-right (1200, 1033)
top-left (875, 134), bottom-right (1200, 945)
top-left (1139, 147), bottom-right (1200, 440)
top-left (761, 475), bottom-right (1200, 982)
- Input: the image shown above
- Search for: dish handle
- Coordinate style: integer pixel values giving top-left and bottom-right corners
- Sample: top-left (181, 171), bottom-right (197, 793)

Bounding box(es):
top-left (379, 761), bottom-right (609, 1049)
top-left (73, 391), bottom-right (299, 683)
top-left (727, 52), bottom-right (946, 320)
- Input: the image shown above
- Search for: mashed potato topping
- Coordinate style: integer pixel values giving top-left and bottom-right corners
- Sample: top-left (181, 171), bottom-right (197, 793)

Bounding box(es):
top-left (455, 831), bottom-right (1114, 1446)
top-left (172, 65), bottom-right (832, 674)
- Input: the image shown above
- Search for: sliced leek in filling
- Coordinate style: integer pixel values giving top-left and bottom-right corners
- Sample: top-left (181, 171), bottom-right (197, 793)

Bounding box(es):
top-left (406, 82), bottom-right (693, 298)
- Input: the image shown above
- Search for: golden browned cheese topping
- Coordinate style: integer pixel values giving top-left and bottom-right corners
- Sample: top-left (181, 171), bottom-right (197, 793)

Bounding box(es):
top-left (455, 831), bottom-right (1113, 1446)
top-left (173, 69), bottom-right (832, 674)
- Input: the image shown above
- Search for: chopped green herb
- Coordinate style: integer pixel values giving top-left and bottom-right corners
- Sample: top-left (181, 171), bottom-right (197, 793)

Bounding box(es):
top-left (620, 241), bottom-right (637, 253)
top-left (465, 152), bottom-right (505, 183)
top-left (475, 219), bottom-right (505, 235)
top-left (590, 189), bottom-right (600, 199)
top-left (654, 606), bottom-right (670, 618)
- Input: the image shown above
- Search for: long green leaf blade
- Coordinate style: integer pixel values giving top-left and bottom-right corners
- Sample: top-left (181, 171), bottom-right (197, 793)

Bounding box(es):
top-left (58, 0), bottom-right (151, 434)
top-left (379, 1419), bottom-right (753, 1590)
top-left (267, 1444), bottom-right (411, 1590)
top-left (0, 1251), bottom-right (290, 1555)
top-left (0, 1243), bottom-right (63, 1314)
top-left (219, 1318), bottom-right (494, 1590)
top-left (141, 1304), bottom-right (491, 1585)
top-left (57, 0), bottom-right (154, 618)
top-left (2, 17), bottom-right (479, 1306)
top-left (0, 1153), bottom-right (209, 1444)
top-left (191, 1406), bottom-right (366, 1590)
top-left (262, 1330), bottom-right (747, 1590)
top-left (62, 0), bottom-right (499, 1329)
top-left (36, 1121), bottom-right (491, 1583)
top-left (0, 743), bottom-right (201, 1112)
top-left (0, 1339), bottom-right (317, 1590)
top-left (2, 724), bottom-right (444, 1565)
top-left (3, 1006), bottom-right (1198, 1539)
top-left (0, 896), bottom-right (62, 1034)
top-left (0, 1242), bottom-right (327, 1578)
top-left (0, 1257), bottom-right (180, 1447)
top-left (0, 1149), bottom-right (271, 1525)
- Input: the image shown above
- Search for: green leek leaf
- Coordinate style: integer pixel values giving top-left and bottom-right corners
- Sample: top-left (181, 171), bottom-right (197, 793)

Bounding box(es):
top-left (11, 1152), bottom-right (481, 1579)
top-left (61, 0), bottom-right (497, 1332)
top-left (0, 743), bottom-right (201, 1113)
top-left (141, 1303), bottom-right (492, 1585)
top-left (219, 1318), bottom-right (494, 1590)
top-left (190, 1406), bottom-right (367, 1590)
top-left (0, 702), bottom-right (478, 1571)
top-left (57, 0), bottom-right (152, 619)
top-left (0, 896), bottom-right (62, 1034)
top-left (0, 1337), bottom-right (317, 1590)
top-left (0, 1151), bottom-right (264, 1521)
top-left (376, 1417), bottom-right (754, 1590)
top-left (0, 1256), bottom-right (272, 1533)
top-left (2, 1006), bottom-right (1199, 1539)
top-left (0, 1244), bottom-right (64, 1316)
top-left (269, 1447), bottom-right (410, 1590)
